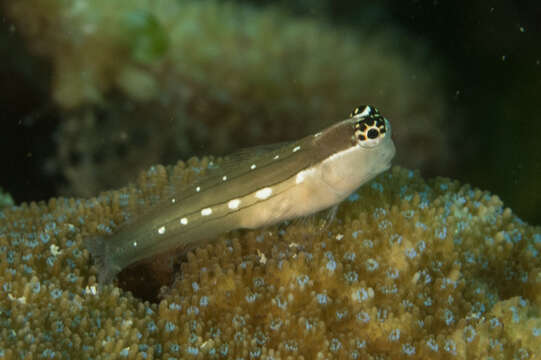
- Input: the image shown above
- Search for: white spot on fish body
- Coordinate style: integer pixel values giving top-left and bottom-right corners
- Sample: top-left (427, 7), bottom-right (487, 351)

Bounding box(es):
top-left (273, 155), bottom-right (280, 160)
top-left (133, 241), bottom-right (138, 247)
top-left (250, 164), bottom-right (256, 170)
top-left (201, 208), bottom-right (212, 216)
top-left (255, 187), bottom-right (273, 200)
top-left (158, 226), bottom-right (166, 234)
top-left (196, 186), bottom-right (201, 192)
top-left (293, 145), bottom-right (301, 152)
top-left (228, 199), bottom-right (241, 210)
top-left (295, 168), bottom-right (315, 184)
top-left (180, 217), bottom-right (188, 225)
top-left (222, 176), bottom-right (228, 181)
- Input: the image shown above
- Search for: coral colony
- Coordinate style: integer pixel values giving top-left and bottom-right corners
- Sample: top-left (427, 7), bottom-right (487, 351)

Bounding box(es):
top-left (1, 159), bottom-right (540, 358)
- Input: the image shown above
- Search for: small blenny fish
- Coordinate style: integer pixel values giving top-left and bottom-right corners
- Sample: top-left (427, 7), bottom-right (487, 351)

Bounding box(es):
top-left (85, 105), bottom-right (396, 283)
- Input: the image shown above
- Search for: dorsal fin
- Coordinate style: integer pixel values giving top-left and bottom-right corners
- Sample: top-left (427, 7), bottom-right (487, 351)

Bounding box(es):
top-left (163, 141), bottom-right (295, 210)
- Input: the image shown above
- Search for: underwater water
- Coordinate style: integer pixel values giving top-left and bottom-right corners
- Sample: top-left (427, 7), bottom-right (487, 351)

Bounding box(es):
top-left (0, 1), bottom-right (540, 359)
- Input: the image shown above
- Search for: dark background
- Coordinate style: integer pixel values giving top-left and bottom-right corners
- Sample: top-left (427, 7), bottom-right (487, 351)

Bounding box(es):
top-left (1, 0), bottom-right (540, 224)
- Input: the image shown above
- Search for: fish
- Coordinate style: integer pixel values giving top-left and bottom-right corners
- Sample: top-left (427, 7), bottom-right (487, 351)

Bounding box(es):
top-left (84, 105), bottom-right (396, 283)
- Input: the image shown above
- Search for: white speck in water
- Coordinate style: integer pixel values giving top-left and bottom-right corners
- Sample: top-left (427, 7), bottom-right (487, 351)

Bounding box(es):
top-left (158, 226), bottom-right (166, 234)
top-left (133, 241), bottom-right (138, 247)
top-left (250, 164), bottom-right (256, 170)
top-left (201, 208), bottom-right (212, 216)
top-left (273, 155), bottom-right (280, 160)
top-left (292, 145), bottom-right (301, 152)
top-left (519, 26), bottom-right (526, 33)
top-left (255, 187), bottom-right (272, 200)
top-left (228, 199), bottom-right (241, 210)
top-left (180, 217), bottom-right (188, 225)
top-left (196, 186), bottom-right (201, 192)
top-left (222, 176), bottom-right (228, 181)
top-left (171, 198), bottom-right (176, 204)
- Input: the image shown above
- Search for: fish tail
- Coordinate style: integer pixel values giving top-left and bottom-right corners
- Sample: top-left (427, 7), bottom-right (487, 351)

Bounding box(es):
top-left (84, 236), bottom-right (120, 284)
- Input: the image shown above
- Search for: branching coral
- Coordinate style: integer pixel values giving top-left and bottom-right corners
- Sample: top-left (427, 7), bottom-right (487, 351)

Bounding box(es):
top-left (5, 0), bottom-right (451, 197)
top-left (0, 158), bottom-right (540, 359)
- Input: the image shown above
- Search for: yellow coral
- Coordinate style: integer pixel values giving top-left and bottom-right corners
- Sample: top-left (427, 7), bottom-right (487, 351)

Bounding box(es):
top-left (1, 161), bottom-right (540, 359)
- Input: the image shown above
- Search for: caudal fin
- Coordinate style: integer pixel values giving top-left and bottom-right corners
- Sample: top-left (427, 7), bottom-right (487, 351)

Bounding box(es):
top-left (83, 236), bottom-right (120, 284)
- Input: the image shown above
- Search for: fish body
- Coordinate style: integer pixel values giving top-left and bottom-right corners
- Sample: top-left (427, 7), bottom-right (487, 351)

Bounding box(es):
top-left (85, 105), bottom-right (396, 283)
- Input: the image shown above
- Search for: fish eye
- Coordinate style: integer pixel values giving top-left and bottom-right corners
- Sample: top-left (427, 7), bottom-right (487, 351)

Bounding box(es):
top-left (350, 105), bottom-right (389, 148)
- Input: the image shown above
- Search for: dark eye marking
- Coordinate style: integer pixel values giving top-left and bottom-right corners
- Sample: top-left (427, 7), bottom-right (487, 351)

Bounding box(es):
top-left (349, 105), bottom-right (388, 146)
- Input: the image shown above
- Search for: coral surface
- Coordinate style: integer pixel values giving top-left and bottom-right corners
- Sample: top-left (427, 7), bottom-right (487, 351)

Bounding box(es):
top-left (0, 159), bottom-right (540, 359)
